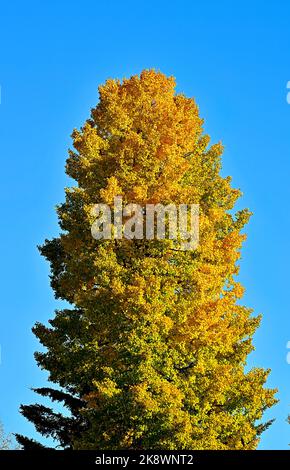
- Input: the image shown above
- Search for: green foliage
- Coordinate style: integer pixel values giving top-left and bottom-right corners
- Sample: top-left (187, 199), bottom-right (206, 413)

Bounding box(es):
top-left (18, 70), bottom-right (277, 450)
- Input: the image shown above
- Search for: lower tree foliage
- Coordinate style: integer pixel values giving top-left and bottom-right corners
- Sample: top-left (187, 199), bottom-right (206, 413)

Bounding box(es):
top-left (17, 70), bottom-right (277, 450)
top-left (16, 387), bottom-right (86, 449)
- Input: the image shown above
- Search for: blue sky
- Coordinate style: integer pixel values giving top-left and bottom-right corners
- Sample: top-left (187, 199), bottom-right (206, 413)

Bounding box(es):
top-left (0, 0), bottom-right (289, 449)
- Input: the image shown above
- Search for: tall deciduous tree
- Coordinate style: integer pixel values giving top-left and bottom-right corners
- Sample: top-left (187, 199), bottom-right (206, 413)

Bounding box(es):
top-left (17, 70), bottom-right (276, 450)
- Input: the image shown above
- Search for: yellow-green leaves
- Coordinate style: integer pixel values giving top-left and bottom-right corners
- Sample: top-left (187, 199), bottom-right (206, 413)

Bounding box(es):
top-left (21, 70), bottom-right (277, 450)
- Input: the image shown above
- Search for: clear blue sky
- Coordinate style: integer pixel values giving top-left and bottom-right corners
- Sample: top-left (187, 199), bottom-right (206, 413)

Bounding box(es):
top-left (0, 0), bottom-right (289, 449)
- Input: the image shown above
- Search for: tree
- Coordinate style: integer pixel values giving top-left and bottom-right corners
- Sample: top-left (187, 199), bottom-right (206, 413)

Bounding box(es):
top-left (0, 422), bottom-right (18, 450)
top-left (17, 70), bottom-right (277, 450)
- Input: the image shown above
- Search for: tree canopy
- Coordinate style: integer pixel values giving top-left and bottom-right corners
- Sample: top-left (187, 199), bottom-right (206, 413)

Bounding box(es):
top-left (17, 70), bottom-right (277, 450)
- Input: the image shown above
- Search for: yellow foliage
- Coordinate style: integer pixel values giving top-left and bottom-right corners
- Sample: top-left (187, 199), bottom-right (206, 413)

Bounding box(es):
top-left (36, 70), bottom-right (276, 450)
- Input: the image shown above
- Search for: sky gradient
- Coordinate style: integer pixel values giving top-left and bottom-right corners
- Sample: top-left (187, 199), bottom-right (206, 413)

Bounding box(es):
top-left (0, 0), bottom-right (289, 449)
